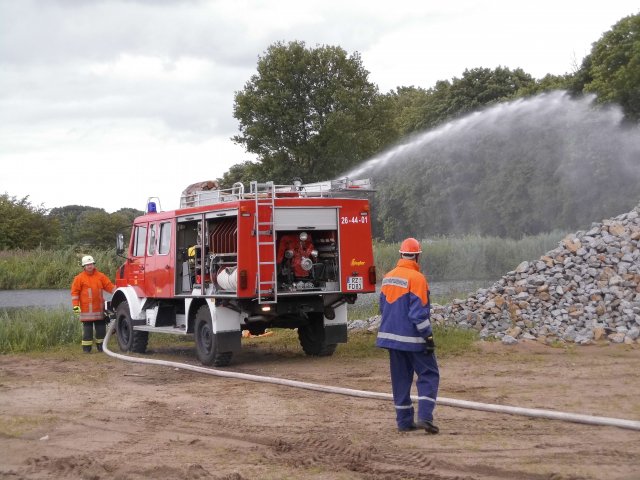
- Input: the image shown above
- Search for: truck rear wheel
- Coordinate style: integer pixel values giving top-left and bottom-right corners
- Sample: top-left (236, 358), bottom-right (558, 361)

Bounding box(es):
top-left (298, 313), bottom-right (336, 357)
top-left (116, 301), bottom-right (148, 353)
top-left (194, 305), bottom-right (232, 367)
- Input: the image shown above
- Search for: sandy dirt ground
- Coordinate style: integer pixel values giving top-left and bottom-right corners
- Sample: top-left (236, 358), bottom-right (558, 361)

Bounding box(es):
top-left (1, 338), bottom-right (639, 480)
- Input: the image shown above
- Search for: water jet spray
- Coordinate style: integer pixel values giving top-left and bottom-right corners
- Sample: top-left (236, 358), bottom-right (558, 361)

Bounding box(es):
top-left (342, 91), bottom-right (640, 240)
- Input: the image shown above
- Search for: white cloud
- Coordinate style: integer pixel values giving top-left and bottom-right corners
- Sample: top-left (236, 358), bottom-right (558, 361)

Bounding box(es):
top-left (1, 119), bottom-right (247, 212)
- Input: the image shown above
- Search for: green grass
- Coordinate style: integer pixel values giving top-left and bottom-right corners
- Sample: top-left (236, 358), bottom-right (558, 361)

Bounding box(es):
top-left (2, 308), bottom-right (477, 359)
top-left (243, 328), bottom-right (302, 356)
top-left (0, 307), bottom-right (81, 353)
top-left (431, 325), bottom-right (479, 356)
top-left (347, 303), bottom-right (379, 321)
top-left (340, 325), bottom-right (477, 358)
top-left (233, 322), bottom-right (476, 359)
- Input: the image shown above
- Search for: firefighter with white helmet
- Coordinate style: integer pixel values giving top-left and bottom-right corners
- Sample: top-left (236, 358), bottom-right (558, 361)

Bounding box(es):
top-left (376, 237), bottom-right (440, 433)
top-left (71, 255), bottom-right (115, 353)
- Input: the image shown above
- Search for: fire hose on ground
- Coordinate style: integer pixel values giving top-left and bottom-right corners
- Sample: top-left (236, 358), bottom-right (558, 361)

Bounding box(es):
top-left (102, 322), bottom-right (640, 432)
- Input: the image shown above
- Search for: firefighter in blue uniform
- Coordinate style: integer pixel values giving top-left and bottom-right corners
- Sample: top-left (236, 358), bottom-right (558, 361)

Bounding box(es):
top-left (376, 237), bottom-right (440, 433)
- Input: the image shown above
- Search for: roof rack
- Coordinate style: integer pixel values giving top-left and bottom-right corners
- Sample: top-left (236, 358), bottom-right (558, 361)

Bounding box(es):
top-left (179, 178), bottom-right (373, 208)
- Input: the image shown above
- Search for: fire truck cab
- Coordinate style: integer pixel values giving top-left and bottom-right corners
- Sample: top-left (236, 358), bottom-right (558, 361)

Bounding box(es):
top-left (111, 178), bottom-right (376, 366)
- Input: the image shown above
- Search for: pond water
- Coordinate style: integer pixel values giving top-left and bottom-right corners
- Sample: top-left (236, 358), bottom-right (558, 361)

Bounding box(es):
top-left (0, 290), bottom-right (113, 310)
top-left (0, 280), bottom-right (491, 310)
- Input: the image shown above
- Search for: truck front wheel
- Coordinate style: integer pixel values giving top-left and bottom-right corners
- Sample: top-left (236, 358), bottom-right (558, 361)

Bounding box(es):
top-left (194, 305), bottom-right (232, 367)
top-left (298, 313), bottom-right (336, 357)
top-left (116, 301), bottom-right (148, 353)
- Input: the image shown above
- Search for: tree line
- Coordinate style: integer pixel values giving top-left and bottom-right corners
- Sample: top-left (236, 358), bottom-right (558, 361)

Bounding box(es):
top-left (1, 13), bottom-right (638, 248)
top-left (0, 195), bottom-right (141, 250)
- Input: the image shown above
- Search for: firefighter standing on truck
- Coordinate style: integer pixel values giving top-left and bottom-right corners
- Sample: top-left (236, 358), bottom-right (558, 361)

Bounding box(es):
top-left (376, 238), bottom-right (440, 433)
top-left (71, 255), bottom-right (115, 353)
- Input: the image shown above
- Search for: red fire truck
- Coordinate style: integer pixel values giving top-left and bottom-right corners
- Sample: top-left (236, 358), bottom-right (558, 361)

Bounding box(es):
top-left (110, 178), bottom-right (376, 366)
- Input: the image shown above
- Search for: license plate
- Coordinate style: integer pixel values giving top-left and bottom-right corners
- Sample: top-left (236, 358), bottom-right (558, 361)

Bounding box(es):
top-left (346, 276), bottom-right (363, 290)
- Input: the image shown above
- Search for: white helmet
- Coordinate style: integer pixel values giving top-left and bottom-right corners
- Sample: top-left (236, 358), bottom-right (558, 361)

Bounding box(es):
top-left (81, 255), bottom-right (95, 266)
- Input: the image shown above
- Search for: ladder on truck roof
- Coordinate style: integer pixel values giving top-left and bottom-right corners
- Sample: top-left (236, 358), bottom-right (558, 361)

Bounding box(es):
top-left (251, 181), bottom-right (277, 304)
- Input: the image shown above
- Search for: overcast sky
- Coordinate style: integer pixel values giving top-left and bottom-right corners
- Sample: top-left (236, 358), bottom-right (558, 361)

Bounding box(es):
top-left (1, 0), bottom-right (638, 213)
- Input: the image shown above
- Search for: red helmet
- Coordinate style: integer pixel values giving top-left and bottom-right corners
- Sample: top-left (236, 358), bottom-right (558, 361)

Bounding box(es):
top-left (399, 237), bottom-right (422, 255)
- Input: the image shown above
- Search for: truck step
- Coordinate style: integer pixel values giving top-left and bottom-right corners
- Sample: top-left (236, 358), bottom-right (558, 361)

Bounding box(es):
top-left (134, 325), bottom-right (187, 334)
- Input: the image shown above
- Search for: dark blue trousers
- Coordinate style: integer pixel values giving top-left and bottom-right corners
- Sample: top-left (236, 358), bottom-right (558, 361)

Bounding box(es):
top-left (388, 349), bottom-right (440, 429)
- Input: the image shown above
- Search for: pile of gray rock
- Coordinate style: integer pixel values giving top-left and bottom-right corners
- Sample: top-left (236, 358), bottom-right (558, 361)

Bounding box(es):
top-left (355, 204), bottom-right (640, 346)
top-left (429, 205), bottom-right (640, 345)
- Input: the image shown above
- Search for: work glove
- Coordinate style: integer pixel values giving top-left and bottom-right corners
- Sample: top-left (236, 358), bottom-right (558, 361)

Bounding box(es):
top-left (424, 335), bottom-right (436, 355)
top-left (73, 306), bottom-right (81, 317)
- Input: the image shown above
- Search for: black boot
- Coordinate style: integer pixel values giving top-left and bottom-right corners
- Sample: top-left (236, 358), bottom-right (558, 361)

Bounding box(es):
top-left (82, 346), bottom-right (92, 354)
top-left (416, 419), bottom-right (439, 434)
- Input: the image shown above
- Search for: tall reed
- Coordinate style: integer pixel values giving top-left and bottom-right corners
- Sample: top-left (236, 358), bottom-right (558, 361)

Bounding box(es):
top-left (0, 247), bottom-right (120, 289)
top-left (374, 231), bottom-right (565, 281)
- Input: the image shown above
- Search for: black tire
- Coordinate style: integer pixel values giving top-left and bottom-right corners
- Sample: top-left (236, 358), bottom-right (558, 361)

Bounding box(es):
top-left (194, 305), bottom-right (232, 367)
top-left (298, 313), bottom-right (336, 357)
top-left (116, 301), bottom-right (148, 353)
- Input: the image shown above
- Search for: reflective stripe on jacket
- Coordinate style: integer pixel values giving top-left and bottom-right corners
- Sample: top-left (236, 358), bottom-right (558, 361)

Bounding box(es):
top-left (376, 258), bottom-right (432, 351)
top-left (71, 269), bottom-right (114, 322)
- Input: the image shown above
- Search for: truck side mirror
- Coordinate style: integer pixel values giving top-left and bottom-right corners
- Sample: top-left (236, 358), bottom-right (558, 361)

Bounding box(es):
top-left (116, 233), bottom-right (125, 255)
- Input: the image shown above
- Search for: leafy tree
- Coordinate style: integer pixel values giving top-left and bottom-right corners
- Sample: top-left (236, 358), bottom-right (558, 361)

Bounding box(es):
top-left (217, 161), bottom-right (266, 189)
top-left (232, 41), bottom-right (395, 183)
top-left (576, 13), bottom-right (640, 120)
top-left (516, 73), bottom-right (574, 97)
top-left (48, 205), bottom-right (103, 245)
top-left (443, 67), bottom-right (535, 118)
top-left (113, 208), bottom-right (144, 223)
top-left (414, 80), bottom-right (455, 132)
top-left (385, 86), bottom-right (431, 138)
top-left (48, 205), bottom-right (142, 248)
top-left (385, 67), bottom-right (536, 137)
top-left (111, 208), bottom-right (143, 246)
top-left (0, 194), bottom-right (60, 249)
top-left (382, 81), bottom-right (454, 138)
top-left (75, 210), bottom-right (121, 248)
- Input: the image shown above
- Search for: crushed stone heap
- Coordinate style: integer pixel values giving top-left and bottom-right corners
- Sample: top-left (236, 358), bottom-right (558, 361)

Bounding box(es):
top-left (430, 204), bottom-right (640, 345)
